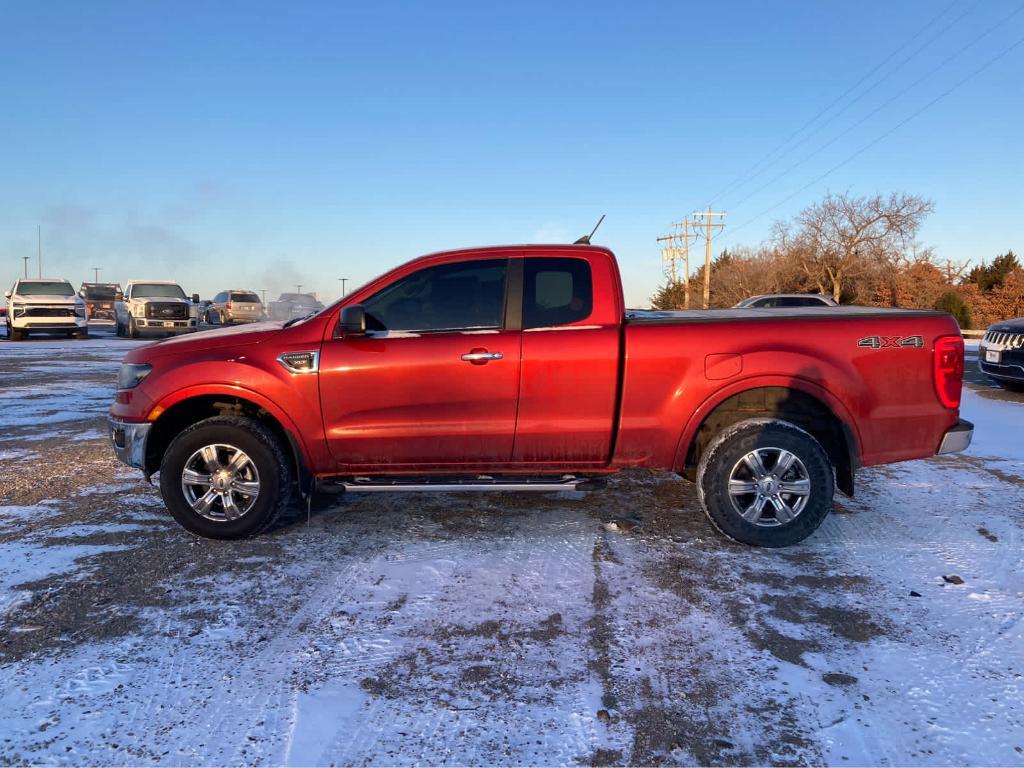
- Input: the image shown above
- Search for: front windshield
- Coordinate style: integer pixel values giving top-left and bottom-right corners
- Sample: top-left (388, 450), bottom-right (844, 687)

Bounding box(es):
top-left (17, 281), bottom-right (75, 297)
top-left (132, 283), bottom-right (187, 299)
top-left (84, 285), bottom-right (118, 299)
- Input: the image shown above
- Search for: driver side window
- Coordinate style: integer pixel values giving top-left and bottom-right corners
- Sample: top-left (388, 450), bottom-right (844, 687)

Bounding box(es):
top-left (362, 259), bottom-right (508, 333)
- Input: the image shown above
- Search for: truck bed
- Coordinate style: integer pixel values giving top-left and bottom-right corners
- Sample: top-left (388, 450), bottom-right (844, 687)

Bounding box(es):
top-left (626, 307), bottom-right (948, 324)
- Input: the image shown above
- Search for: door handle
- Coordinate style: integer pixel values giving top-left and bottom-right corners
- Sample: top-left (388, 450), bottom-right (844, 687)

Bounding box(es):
top-left (461, 350), bottom-right (503, 363)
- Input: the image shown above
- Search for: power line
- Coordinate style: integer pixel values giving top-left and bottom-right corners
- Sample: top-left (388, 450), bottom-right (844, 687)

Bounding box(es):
top-left (725, 3), bottom-right (1024, 212)
top-left (720, 32), bottom-right (1024, 245)
top-left (707, 0), bottom-right (965, 209)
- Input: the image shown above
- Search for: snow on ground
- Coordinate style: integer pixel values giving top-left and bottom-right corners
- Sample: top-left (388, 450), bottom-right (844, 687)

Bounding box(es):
top-left (0, 336), bottom-right (1022, 766)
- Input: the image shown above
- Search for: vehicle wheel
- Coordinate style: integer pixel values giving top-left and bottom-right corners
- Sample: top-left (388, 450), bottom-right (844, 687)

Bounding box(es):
top-left (205, 310), bottom-right (215, 325)
top-left (75, 329), bottom-right (88, 339)
top-left (159, 416), bottom-right (294, 539)
top-left (697, 418), bottom-right (834, 547)
top-left (9, 325), bottom-right (25, 341)
top-left (128, 317), bottom-right (139, 339)
top-left (1000, 380), bottom-right (1024, 393)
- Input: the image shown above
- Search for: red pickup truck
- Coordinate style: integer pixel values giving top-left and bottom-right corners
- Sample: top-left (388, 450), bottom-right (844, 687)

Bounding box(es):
top-left (109, 244), bottom-right (971, 547)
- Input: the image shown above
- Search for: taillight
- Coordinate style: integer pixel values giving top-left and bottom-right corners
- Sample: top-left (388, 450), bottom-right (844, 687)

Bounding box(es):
top-left (226, 302), bottom-right (233, 309)
top-left (933, 335), bottom-right (964, 409)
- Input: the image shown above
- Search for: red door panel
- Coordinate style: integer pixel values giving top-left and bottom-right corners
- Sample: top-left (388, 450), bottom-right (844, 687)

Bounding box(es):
top-left (512, 326), bottom-right (619, 464)
top-left (319, 331), bottom-right (521, 467)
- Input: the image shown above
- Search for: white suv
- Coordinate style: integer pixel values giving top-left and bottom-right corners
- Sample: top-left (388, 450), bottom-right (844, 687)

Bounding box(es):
top-left (5, 279), bottom-right (88, 341)
top-left (114, 281), bottom-right (200, 338)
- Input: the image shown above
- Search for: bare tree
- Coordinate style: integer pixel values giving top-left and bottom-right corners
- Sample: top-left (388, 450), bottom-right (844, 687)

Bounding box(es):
top-left (777, 192), bottom-right (934, 303)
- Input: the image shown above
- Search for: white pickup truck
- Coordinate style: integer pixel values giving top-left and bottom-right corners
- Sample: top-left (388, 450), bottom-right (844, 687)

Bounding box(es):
top-left (114, 280), bottom-right (200, 338)
top-left (4, 278), bottom-right (88, 341)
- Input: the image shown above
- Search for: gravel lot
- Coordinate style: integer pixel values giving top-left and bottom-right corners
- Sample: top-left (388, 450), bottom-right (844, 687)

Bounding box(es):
top-left (1, 332), bottom-right (1022, 765)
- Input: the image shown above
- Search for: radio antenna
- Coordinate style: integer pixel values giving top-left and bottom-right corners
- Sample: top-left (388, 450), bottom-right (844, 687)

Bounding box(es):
top-left (574, 214), bottom-right (605, 245)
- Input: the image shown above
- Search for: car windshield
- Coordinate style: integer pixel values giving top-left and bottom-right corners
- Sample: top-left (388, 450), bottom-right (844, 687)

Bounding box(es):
top-left (132, 283), bottom-right (187, 299)
top-left (17, 281), bottom-right (75, 296)
top-left (84, 285), bottom-right (118, 299)
top-left (231, 292), bottom-right (261, 303)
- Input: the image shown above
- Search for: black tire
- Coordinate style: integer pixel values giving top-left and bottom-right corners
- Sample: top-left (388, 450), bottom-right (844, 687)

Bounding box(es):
top-left (128, 316), bottom-right (139, 339)
top-left (9, 326), bottom-right (25, 341)
top-left (697, 418), bottom-right (834, 547)
top-left (994, 378), bottom-right (1024, 393)
top-left (159, 416), bottom-right (293, 539)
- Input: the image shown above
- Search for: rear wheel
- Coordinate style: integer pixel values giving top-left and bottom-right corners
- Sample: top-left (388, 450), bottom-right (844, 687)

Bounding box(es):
top-left (697, 419), bottom-right (834, 547)
top-left (159, 416), bottom-right (293, 539)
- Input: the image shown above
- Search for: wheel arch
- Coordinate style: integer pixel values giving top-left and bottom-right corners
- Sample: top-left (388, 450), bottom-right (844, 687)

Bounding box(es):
top-left (674, 379), bottom-right (860, 496)
top-left (144, 390), bottom-right (312, 492)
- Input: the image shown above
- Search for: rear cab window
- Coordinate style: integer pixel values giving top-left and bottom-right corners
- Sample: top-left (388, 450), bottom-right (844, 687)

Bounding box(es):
top-left (523, 258), bottom-right (593, 328)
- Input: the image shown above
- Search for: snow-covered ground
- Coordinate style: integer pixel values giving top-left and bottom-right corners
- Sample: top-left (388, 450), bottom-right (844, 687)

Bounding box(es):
top-left (0, 336), bottom-right (1022, 765)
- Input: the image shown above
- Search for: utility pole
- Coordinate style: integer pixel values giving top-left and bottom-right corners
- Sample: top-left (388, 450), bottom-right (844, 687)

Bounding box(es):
top-left (92, 267), bottom-right (101, 283)
top-left (691, 207), bottom-right (726, 309)
top-left (21, 256), bottom-right (30, 278)
top-left (260, 289), bottom-right (267, 304)
top-left (657, 218), bottom-right (699, 309)
top-left (37, 225), bottom-right (42, 278)
top-left (338, 277), bottom-right (349, 296)
top-left (296, 284), bottom-right (303, 294)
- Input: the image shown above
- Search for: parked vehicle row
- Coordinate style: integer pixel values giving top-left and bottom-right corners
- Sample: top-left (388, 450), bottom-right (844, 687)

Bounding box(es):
top-left (5, 274), bottom-right (328, 340)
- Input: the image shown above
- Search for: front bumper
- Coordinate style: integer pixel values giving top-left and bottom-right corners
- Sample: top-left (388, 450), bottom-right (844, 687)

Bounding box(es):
top-left (936, 419), bottom-right (974, 455)
top-left (134, 318), bottom-right (197, 335)
top-left (109, 417), bottom-right (151, 470)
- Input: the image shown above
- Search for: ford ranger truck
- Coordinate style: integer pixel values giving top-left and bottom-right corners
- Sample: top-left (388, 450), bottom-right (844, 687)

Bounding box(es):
top-left (108, 245), bottom-right (972, 547)
top-left (5, 278), bottom-right (88, 340)
top-left (114, 280), bottom-right (200, 338)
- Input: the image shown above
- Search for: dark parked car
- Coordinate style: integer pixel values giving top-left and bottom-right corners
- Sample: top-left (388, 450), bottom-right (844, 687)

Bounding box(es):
top-left (79, 282), bottom-right (122, 326)
top-left (979, 318), bottom-right (1024, 391)
top-left (735, 293), bottom-right (839, 308)
top-left (267, 292), bottom-right (324, 321)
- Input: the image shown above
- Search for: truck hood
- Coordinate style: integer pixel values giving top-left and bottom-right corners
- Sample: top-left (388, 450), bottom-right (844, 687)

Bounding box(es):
top-left (143, 320), bottom-right (286, 355)
top-left (13, 294), bottom-right (80, 305)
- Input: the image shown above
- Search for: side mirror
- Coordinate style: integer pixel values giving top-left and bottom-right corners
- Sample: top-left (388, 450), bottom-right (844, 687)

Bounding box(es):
top-left (4, 291), bottom-right (10, 300)
top-left (115, 291), bottom-right (124, 301)
top-left (191, 293), bottom-right (201, 304)
top-left (339, 304), bottom-right (366, 336)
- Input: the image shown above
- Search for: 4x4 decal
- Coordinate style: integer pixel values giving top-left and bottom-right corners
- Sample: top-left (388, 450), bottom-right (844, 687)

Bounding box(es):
top-left (857, 335), bottom-right (924, 349)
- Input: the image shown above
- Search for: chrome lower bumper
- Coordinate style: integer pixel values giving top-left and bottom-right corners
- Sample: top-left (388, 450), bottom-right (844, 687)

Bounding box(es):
top-left (937, 419), bottom-right (974, 455)
top-left (109, 417), bottom-right (151, 470)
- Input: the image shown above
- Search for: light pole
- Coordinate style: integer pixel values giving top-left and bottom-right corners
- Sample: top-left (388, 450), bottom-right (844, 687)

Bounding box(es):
top-left (338, 277), bottom-right (349, 296)
top-left (296, 284), bottom-right (303, 294)
top-left (260, 289), bottom-right (267, 304)
top-left (21, 256), bottom-right (30, 278)
top-left (92, 267), bottom-right (102, 283)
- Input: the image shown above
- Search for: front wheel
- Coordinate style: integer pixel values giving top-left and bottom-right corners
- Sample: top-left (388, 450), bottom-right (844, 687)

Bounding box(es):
top-left (994, 378), bottom-right (1024, 393)
top-left (128, 316), bottom-right (139, 338)
top-left (159, 416), bottom-right (294, 539)
top-left (697, 419), bottom-right (834, 547)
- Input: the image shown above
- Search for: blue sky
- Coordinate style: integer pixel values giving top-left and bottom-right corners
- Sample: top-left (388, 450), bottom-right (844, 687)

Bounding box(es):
top-left (1, 1), bottom-right (1021, 307)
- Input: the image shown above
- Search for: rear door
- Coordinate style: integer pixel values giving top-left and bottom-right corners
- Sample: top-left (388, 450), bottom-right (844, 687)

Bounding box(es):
top-left (511, 256), bottom-right (620, 464)
top-left (319, 257), bottom-right (521, 467)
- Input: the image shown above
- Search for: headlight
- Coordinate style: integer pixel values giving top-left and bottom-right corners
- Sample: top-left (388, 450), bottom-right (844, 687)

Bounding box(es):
top-left (12, 303), bottom-right (25, 318)
top-left (133, 304), bottom-right (145, 317)
top-left (117, 363), bottom-right (152, 389)
top-left (75, 305), bottom-right (86, 318)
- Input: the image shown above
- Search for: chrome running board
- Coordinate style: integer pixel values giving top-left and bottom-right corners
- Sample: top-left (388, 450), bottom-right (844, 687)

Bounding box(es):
top-left (323, 474), bottom-right (607, 493)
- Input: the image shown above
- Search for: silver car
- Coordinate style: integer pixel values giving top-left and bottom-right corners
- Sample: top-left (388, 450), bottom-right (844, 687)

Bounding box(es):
top-left (734, 293), bottom-right (838, 308)
top-left (205, 290), bottom-right (264, 324)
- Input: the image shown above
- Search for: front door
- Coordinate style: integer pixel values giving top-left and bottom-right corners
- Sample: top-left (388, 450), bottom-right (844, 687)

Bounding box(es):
top-left (319, 257), bottom-right (521, 468)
